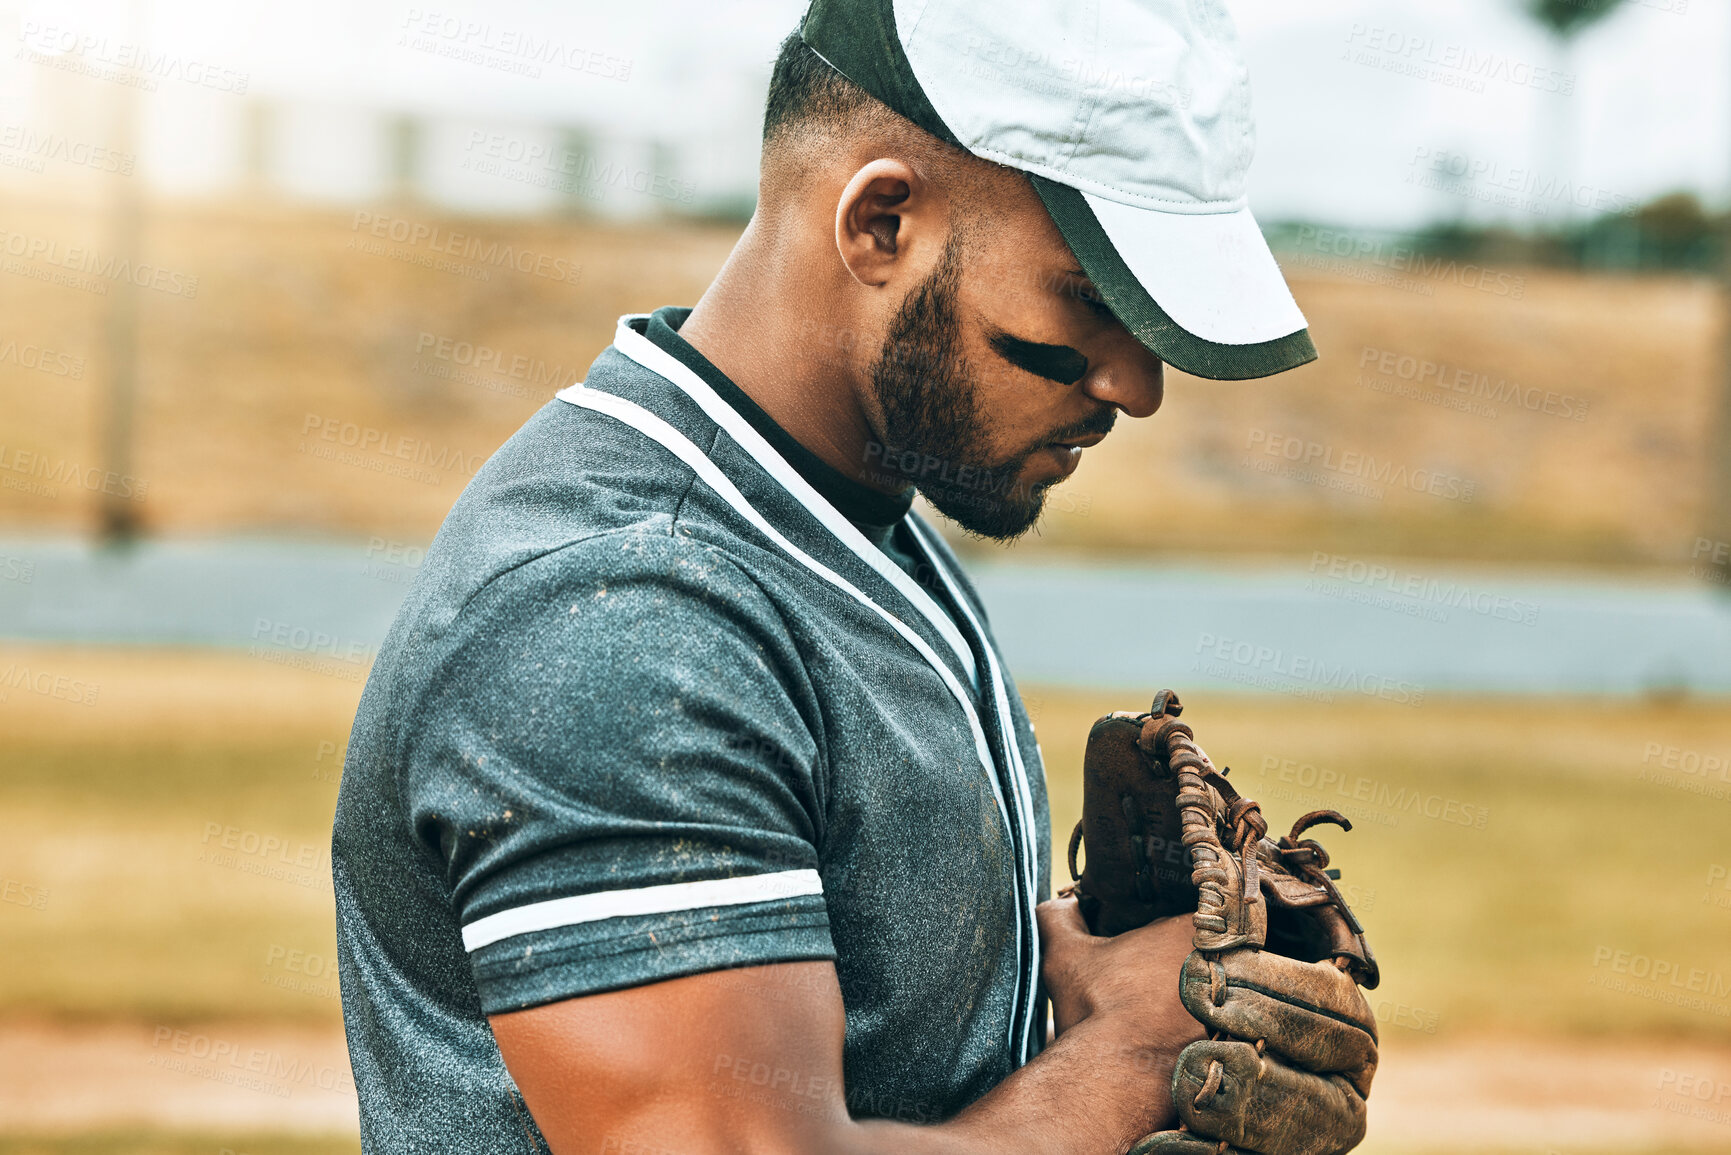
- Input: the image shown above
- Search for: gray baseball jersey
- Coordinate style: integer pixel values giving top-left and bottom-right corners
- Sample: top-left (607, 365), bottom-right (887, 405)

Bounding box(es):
top-left (332, 307), bottom-right (1050, 1151)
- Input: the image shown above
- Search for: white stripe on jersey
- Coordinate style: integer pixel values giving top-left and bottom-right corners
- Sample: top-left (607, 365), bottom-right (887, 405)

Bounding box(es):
top-left (463, 870), bottom-right (824, 952)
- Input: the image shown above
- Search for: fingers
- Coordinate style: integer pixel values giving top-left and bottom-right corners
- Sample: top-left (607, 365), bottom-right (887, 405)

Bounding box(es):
top-left (1177, 952), bottom-right (1378, 1097)
top-left (1173, 1040), bottom-right (1367, 1155)
top-left (1036, 896), bottom-right (1097, 1033)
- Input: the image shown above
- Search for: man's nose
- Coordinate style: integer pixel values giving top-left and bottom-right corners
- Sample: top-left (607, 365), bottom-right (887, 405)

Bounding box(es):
top-left (1082, 355), bottom-right (1164, 419)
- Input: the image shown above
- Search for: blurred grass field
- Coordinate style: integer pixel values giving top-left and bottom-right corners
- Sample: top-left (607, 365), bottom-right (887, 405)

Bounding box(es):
top-left (4, 645), bottom-right (1729, 1041)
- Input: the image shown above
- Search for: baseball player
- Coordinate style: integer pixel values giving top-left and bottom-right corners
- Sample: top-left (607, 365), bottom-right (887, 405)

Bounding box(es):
top-left (332, 1), bottom-right (1333, 1152)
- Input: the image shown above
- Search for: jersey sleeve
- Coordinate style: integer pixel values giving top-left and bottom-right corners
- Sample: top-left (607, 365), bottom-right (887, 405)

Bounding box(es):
top-left (404, 530), bottom-right (836, 1014)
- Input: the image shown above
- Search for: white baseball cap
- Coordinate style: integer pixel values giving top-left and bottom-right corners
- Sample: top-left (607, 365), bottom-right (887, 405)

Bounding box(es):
top-left (800, 0), bottom-right (1315, 381)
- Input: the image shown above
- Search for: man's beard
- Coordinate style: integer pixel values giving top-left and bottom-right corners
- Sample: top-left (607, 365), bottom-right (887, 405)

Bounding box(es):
top-left (866, 240), bottom-right (1102, 541)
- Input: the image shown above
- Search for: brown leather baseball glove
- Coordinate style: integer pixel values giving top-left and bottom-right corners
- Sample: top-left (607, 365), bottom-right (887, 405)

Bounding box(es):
top-left (1065, 690), bottom-right (1380, 1155)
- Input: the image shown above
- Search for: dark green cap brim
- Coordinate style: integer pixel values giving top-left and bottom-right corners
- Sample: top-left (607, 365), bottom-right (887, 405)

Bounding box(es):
top-left (1029, 175), bottom-right (1317, 381)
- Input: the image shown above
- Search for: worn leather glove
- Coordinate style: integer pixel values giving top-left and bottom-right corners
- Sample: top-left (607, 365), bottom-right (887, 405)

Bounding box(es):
top-left (1066, 690), bottom-right (1380, 1155)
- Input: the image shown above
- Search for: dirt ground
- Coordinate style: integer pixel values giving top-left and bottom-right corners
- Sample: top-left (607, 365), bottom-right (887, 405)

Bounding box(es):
top-left (2, 1020), bottom-right (1729, 1154)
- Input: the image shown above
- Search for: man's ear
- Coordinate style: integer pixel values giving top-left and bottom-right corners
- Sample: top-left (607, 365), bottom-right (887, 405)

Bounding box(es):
top-left (835, 158), bottom-right (937, 288)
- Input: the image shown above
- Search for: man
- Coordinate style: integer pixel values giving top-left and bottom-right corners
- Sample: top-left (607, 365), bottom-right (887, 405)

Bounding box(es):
top-left (332, 1), bottom-right (1317, 1152)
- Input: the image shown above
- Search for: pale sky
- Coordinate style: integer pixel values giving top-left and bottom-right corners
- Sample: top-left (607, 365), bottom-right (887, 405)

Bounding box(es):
top-left (1, 0), bottom-right (1725, 226)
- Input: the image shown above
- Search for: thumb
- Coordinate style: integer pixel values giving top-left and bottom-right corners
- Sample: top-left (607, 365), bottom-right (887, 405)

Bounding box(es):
top-left (1035, 893), bottom-right (1093, 949)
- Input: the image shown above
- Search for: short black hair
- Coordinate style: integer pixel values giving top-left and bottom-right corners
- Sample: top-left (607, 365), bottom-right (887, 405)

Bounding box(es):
top-left (756, 28), bottom-right (1005, 226)
top-left (761, 31), bottom-right (888, 147)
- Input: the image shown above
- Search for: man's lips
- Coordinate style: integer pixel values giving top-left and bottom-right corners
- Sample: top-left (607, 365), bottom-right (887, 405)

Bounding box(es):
top-left (1048, 431), bottom-right (1107, 450)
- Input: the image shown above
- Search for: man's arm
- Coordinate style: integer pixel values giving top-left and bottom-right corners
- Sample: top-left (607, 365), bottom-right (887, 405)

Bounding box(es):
top-left (491, 896), bottom-right (1204, 1155)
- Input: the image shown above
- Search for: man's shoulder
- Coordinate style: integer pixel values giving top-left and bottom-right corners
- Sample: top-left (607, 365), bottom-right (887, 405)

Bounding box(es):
top-left (461, 524), bottom-right (774, 616)
top-left (428, 345), bottom-right (722, 586)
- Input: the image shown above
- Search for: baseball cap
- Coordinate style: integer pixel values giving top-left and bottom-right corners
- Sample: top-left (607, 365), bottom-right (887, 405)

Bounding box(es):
top-left (800, 0), bottom-right (1315, 381)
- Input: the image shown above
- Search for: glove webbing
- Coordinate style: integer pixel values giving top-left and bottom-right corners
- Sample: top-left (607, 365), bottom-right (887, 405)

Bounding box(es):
top-left (1139, 694), bottom-right (1318, 1155)
top-left (1135, 697), bottom-right (1266, 945)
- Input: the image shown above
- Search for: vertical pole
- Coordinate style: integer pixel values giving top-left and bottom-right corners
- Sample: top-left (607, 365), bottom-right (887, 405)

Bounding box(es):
top-left (1703, 8), bottom-right (1731, 590)
top-left (97, 17), bottom-right (142, 544)
top-left (557, 125), bottom-right (595, 216)
top-left (243, 98), bottom-right (272, 199)
top-left (388, 114), bottom-right (420, 204)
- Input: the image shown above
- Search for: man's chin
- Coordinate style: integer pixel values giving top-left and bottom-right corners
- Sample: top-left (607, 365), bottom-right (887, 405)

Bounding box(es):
top-left (919, 480), bottom-right (1050, 543)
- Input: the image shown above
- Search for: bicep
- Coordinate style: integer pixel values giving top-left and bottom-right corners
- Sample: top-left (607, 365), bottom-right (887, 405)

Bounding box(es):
top-left (491, 961), bottom-right (850, 1155)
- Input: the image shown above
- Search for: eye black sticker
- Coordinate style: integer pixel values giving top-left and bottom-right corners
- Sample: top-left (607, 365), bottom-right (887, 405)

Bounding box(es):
top-left (988, 330), bottom-right (1088, 386)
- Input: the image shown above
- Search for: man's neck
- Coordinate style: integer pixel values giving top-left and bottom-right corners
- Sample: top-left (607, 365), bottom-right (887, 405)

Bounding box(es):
top-left (676, 220), bottom-right (900, 496)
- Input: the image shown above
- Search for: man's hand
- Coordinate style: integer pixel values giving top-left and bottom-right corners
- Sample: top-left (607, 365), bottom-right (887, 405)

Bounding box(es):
top-left (490, 896), bottom-right (1202, 1155)
top-left (1038, 894), bottom-right (1202, 1041)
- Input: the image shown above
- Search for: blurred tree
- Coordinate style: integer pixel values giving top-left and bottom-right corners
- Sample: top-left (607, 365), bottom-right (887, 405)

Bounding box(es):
top-left (243, 99), bottom-right (275, 200)
top-left (1520, 0), bottom-right (1621, 226)
top-left (1524, 0), bottom-right (1620, 39)
top-left (388, 115), bottom-right (423, 205)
